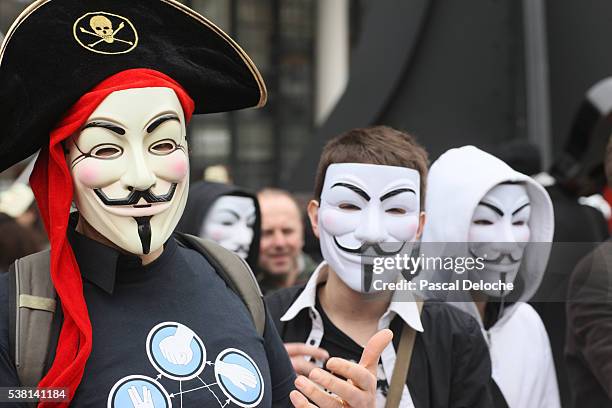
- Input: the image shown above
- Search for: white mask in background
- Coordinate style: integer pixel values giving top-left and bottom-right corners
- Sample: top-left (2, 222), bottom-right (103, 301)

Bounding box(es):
top-left (318, 163), bottom-right (421, 293)
top-left (468, 183), bottom-right (531, 297)
top-left (66, 87), bottom-right (189, 255)
top-left (200, 195), bottom-right (256, 259)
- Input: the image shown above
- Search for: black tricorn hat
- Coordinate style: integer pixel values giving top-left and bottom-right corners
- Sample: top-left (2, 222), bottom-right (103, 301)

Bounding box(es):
top-left (0, 0), bottom-right (267, 172)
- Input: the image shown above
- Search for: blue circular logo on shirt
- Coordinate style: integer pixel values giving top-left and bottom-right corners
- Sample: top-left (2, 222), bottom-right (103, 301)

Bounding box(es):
top-left (108, 375), bottom-right (171, 408)
top-left (146, 322), bottom-right (207, 381)
top-left (214, 348), bottom-right (264, 407)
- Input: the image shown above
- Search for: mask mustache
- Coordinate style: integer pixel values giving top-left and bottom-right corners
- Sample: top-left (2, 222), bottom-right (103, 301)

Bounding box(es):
top-left (94, 183), bottom-right (177, 206)
top-left (469, 247), bottom-right (523, 264)
top-left (333, 236), bottom-right (405, 256)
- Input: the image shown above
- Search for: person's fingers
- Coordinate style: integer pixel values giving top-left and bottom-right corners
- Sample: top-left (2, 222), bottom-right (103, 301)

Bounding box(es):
top-left (309, 367), bottom-right (367, 406)
top-left (294, 375), bottom-right (342, 408)
top-left (289, 390), bottom-right (317, 408)
top-left (358, 329), bottom-right (393, 376)
top-left (285, 343), bottom-right (330, 361)
top-left (325, 357), bottom-right (376, 392)
top-left (291, 356), bottom-right (320, 376)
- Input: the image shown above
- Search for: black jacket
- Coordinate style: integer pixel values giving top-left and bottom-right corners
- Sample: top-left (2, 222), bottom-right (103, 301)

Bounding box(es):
top-left (265, 285), bottom-right (494, 408)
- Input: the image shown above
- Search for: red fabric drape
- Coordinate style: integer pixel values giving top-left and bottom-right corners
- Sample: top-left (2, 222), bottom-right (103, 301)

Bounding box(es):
top-left (29, 69), bottom-right (194, 407)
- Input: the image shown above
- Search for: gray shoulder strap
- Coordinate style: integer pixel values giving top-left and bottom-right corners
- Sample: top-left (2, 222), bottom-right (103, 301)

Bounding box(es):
top-left (175, 233), bottom-right (266, 337)
top-left (10, 250), bottom-right (56, 387)
top-left (384, 300), bottom-right (423, 408)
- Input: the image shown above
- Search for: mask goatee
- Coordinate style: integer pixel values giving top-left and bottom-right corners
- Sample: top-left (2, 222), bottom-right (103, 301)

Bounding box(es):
top-left (135, 216), bottom-right (152, 254)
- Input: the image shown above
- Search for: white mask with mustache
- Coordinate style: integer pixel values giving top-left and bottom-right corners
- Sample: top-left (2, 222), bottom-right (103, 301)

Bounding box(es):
top-left (200, 195), bottom-right (255, 259)
top-left (318, 163), bottom-right (421, 293)
top-left (468, 183), bottom-right (531, 297)
top-left (66, 87), bottom-right (190, 255)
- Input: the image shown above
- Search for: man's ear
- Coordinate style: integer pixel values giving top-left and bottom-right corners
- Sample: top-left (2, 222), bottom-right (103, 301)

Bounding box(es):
top-left (307, 199), bottom-right (320, 239)
top-left (416, 211), bottom-right (426, 239)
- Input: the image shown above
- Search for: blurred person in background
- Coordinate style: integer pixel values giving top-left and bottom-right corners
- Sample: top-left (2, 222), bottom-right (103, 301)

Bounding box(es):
top-left (493, 138), bottom-right (608, 407)
top-left (565, 135), bottom-right (612, 407)
top-left (177, 180), bottom-right (261, 269)
top-left (421, 146), bottom-right (559, 408)
top-left (257, 188), bottom-right (316, 294)
top-left (0, 180), bottom-right (48, 250)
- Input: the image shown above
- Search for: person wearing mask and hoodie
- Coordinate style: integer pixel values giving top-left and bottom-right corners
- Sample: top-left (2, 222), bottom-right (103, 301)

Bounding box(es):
top-left (177, 181), bottom-right (261, 269)
top-left (420, 146), bottom-right (560, 408)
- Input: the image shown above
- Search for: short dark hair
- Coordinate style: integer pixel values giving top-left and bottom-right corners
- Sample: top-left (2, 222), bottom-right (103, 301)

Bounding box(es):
top-left (313, 126), bottom-right (429, 206)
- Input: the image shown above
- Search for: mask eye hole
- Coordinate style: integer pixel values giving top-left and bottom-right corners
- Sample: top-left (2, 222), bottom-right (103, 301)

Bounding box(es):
top-left (90, 144), bottom-right (123, 159)
top-left (385, 208), bottom-right (406, 215)
top-left (473, 219), bottom-right (493, 225)
top-left (339, 203), bottom-right (360, 211)
top-left (513, 220), bottom-right (526, 226)
top-left (149, 139), bottom-right (178, 155)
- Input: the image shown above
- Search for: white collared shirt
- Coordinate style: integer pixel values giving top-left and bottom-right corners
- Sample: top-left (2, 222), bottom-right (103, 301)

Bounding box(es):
top-left (281, 262), bottom-right (423, 408)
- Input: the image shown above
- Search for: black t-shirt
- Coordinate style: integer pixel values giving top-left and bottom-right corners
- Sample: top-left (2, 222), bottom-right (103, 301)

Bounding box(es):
top-left (0, 229), bottom-right (295, 407)
top-left (315, 297), bottom-right (391, 401)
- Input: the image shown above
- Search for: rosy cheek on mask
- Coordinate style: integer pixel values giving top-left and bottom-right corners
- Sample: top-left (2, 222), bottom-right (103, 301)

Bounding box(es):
top-left (386, 216), bottom-right (419, 241)
top-left (319, 207), bottom-right (360, 237)
top-left (321, 212), bottom-right (335, 230)
top-left (76, 162), bottom-right (103, 186)
top-left (149, 151), bottom-right (188, 182)
top-left (169, 154), bottom-right (188, 179)
top-left (516, 228), bottom-right (530, 242)
top-left (73, 158), bottom-right (126, 188)
top-left (209, 227), bottom-right (225, 242)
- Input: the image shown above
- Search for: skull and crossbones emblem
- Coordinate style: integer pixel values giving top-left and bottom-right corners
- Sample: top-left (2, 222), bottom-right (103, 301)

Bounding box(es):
top-left (79, 15), bottom-right (134, 49)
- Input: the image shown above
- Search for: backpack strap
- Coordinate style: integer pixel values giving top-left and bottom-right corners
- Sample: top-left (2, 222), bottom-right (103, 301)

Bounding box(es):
top-left (8, 250), bottom-right (57, 387)
top-left (174, 233), bottom-right (266, 337)
top-left (384, 300), bottom-right (424, 408)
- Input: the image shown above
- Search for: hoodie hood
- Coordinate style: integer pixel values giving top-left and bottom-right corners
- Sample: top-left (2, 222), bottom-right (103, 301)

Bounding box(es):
top-left (420, 146), bottom-right (554, 326)
top-left (176, 181), bottom-right (261, 268)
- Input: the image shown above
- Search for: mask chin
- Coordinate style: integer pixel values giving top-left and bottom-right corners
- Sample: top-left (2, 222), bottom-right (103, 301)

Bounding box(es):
top-left (468, 263), bottom-right (520, 298)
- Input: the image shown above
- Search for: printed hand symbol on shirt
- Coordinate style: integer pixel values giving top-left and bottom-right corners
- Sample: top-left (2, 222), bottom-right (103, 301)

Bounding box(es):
top-left (128, 386), bottom-right (155, 408)
top-left (159, 323), bottom-right (195, 365)
top-left (217, 360), bottom-right (258, 391)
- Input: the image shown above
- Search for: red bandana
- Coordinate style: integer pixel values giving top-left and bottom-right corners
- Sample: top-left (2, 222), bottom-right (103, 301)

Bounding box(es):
top-left (29, 69), bottom-right (195, 407)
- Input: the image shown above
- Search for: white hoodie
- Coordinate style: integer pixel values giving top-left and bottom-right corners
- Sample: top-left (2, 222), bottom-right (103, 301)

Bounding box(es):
top-left (421, 146), bottom-right (560, 408)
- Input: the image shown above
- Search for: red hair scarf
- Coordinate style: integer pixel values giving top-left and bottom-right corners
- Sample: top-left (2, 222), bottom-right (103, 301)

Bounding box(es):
top-left (29, 69), bottom-right (195, 407)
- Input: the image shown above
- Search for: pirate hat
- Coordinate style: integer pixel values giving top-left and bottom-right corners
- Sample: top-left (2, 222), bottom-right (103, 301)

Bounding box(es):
top-left (0, 0), bottom-right (267, 172)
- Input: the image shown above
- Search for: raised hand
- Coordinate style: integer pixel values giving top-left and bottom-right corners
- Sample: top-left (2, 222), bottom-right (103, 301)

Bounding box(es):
top-left (285, 343), bottom-right (330, 376)
top-left (290, 329), bottom-right (393, 408)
